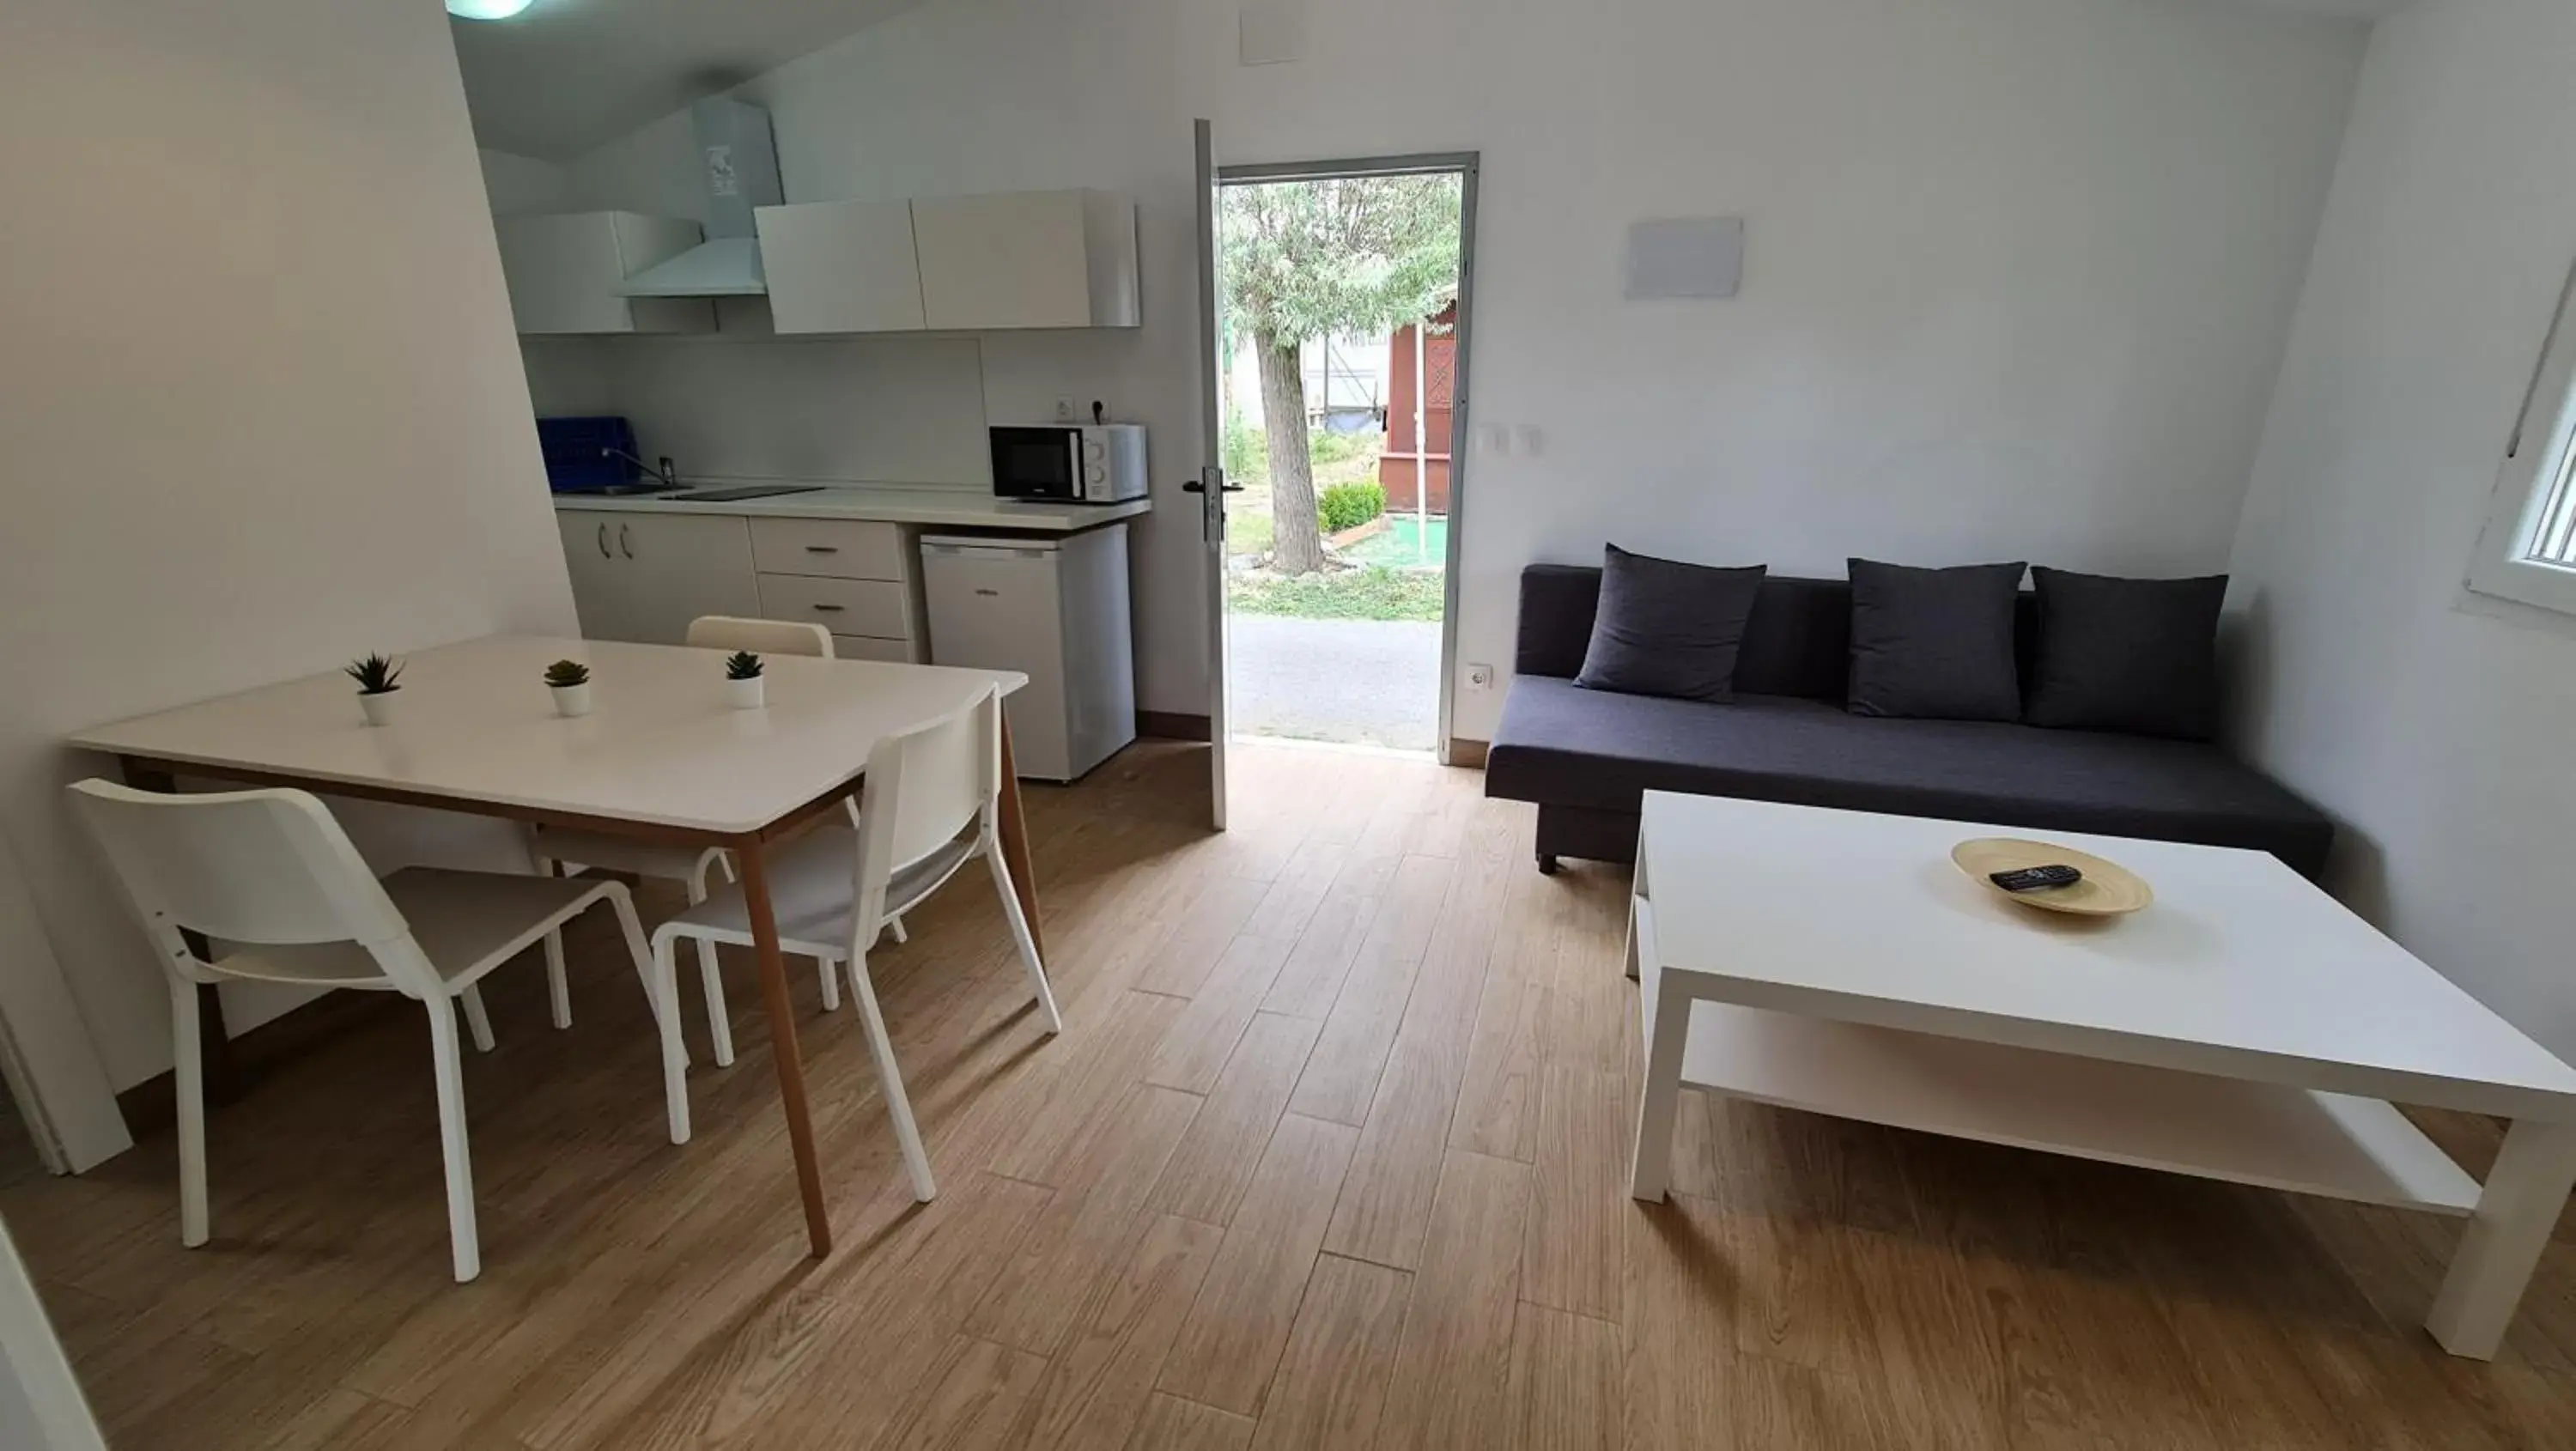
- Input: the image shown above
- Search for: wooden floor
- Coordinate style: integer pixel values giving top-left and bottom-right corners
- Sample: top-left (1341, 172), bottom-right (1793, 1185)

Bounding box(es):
top-left (9, 740), bottom-right (2576, 1449)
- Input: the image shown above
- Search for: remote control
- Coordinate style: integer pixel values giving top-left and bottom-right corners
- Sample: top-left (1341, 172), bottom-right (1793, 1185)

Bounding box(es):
top-left (1990, 864), bottom-right (2082, 893)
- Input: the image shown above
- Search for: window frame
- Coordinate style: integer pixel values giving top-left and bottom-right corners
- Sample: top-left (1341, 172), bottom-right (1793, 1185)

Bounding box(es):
top-left (2469, 256), bottom-right (2576, 616)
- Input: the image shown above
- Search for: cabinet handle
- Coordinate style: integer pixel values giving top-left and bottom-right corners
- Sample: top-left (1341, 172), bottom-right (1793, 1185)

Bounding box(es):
top-left (810, 603), bottom-right (846, 613)
top-left (804, 545), bottom-right (839, 554)
top-left (596, 524), bottom-right (611, 559)
top-left (618, 524), bottom-right (633, 559)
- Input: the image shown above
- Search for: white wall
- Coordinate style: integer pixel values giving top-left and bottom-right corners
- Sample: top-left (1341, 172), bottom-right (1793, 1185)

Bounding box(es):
top-left (521, 331), bottom-right (994, 486)
top-left (2227, 0), bottom-right (2576, 1059)
top-left (537, 0), bottom-right (2365, 732)
top-left (479, 148), bottom-right (569, 216)
top-left (0, 0), bottom-right (578, 1090)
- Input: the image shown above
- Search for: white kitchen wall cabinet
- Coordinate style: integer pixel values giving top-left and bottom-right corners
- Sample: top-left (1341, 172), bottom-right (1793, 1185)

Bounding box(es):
top-left (495, 213), bottom-right (715, 335)
top-left (755, 200), bottom-right (927, 334)
top-left (911, 191), bottom-right (1140, 331)
top-left (554, 511), bottom-right (762, 644)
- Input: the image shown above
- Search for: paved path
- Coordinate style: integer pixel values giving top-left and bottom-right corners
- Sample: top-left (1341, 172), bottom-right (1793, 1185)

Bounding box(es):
top-left (1227, 614), bottom-right (1441, 751)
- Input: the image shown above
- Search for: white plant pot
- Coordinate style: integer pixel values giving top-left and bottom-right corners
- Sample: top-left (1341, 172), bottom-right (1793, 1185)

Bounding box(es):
top-left (725, 676), bottom-right (766, 710)
top-left (358, 690), bottom-right (401, 727)
top-left (550, 683), bottom-right (593, 718)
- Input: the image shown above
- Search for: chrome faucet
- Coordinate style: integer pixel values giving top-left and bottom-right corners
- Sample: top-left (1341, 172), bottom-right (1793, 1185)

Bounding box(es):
top-left (601, 446), bottom-right (679, 489)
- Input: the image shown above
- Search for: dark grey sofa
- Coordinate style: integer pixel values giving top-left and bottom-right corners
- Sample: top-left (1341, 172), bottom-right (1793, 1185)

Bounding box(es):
top-left (1485, 564), bottom-right (2334, 877)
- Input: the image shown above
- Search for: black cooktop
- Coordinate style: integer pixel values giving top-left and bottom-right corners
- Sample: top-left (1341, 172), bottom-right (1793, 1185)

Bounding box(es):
top-left (672, 485), bottom-right (827, 503)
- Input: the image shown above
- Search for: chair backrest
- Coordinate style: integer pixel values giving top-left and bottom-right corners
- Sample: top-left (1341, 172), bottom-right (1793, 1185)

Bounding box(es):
top-left (686, 616), bottom-right (834, 658)
top-left (850, 687), bottom-right (1003, 925)
top-left (65, 780), bottom-right (431, 993)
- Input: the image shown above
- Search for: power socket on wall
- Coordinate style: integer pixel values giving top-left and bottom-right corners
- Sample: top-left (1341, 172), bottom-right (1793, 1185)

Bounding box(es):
top-left (1466, 663), bottom-right (1495, 691)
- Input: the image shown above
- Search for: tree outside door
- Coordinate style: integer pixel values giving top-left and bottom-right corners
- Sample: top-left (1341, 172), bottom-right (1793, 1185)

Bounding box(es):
top-left (1221, 175), bottom-right (1460, 575)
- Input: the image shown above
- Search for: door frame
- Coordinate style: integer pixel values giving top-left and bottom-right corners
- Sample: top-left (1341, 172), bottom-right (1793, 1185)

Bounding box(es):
top-left (1212, 152), bottom-right (1482, 766)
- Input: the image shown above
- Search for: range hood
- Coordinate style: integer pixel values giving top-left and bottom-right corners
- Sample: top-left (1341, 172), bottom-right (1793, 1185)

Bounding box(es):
top-left (617, 99), bottom-right (781, 298)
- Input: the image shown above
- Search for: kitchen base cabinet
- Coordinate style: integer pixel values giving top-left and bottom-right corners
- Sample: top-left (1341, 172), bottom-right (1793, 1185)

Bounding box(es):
top-left (829, 634), bottom-right (914, 663)
top-left (558, 512), bottom-right (633, 640)
top-left (555, 511), bottom-right (762, 646)
top-left (751, 516), bottom-right (926, 663)
top-left (556, 507), bottom-right (930, 660)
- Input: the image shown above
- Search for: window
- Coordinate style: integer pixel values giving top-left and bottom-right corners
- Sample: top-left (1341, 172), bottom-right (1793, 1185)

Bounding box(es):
top-left (2470, 259), bottom-right (2576, 614)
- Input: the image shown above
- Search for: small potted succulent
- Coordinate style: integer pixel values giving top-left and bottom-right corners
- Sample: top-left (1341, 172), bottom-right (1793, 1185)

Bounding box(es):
top-left (544, 659), bottom-right (593, 718)
top-left (345, 653), bottom-right (404, 726)
top-left (723, 650), bottom-right (766, 709)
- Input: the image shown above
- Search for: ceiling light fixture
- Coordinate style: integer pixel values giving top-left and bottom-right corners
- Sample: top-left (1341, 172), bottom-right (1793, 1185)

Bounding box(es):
top-left (447, 0), bottom-right (535, 19)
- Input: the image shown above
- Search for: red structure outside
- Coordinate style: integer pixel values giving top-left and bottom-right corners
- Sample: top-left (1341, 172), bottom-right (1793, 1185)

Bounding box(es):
top-left (1381, 301), bottom-right (1455, 515)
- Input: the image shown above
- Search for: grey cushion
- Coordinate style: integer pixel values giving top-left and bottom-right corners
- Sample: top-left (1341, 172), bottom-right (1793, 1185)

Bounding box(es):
top-left (1487, 677), bottom-right (2333, 877)
top-left (1513, 565), bottom-right (2032, 703)
top-left (1846, 559), bottom-right (2027, 722)
top-left (2026, 568), bottom-right (2227, 740)
top-left (1573, 545), bottom-right (1766, 701)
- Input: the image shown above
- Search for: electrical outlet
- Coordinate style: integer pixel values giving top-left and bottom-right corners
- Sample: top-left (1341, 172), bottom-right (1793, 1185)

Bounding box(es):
top-left (1053, 396), bottom-right (1077, 422)
top-left (1466, 662), bottom-right (1496, 691)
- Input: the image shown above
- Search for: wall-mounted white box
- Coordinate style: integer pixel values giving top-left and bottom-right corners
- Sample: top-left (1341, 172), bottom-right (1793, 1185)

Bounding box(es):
top-left (1623, 217), bottom-right (1745, 301)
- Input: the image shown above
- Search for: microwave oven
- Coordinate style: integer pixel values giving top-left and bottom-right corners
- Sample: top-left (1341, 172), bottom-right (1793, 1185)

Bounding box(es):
top-left (990, 424), bottom-right (1149, 503)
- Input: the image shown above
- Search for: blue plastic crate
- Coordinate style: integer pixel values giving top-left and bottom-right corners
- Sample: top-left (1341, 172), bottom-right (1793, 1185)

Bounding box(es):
top-left (538, 416), bottom-right (639, 492)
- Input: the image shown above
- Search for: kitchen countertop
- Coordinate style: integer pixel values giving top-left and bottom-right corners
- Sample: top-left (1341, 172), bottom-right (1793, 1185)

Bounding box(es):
top-left (551, 483), bottom-right (1151, 532)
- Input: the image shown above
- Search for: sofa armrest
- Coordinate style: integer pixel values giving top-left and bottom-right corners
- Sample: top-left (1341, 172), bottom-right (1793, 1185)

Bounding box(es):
top-left (1516, 564), bottom-right (1605, 679)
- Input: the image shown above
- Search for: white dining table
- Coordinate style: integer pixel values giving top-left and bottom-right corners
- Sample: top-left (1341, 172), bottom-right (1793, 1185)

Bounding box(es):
top-left (65, 634), bottom-right (1037, 1260)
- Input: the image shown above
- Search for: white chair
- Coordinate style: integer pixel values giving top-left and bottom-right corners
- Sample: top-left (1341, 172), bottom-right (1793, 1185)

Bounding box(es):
top-left (651, 684), bottom-right (1060, 1201)
top-left (531, 615), bottom-right (902, 1066)
top-left (66, 780), bottom-right (690, 1284)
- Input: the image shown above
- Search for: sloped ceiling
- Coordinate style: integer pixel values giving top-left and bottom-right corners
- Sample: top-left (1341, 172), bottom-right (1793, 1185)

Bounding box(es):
top-left (457, 0), bottom-right (2405, 161)
top-left (2251, 0), bottom-right (2407, 17)
top-left (451, 0), bottom-right (939, 160)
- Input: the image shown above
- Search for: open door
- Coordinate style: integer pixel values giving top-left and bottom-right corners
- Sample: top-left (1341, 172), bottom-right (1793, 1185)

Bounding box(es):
top-left (1185, 118), bottom-right (1240, 830)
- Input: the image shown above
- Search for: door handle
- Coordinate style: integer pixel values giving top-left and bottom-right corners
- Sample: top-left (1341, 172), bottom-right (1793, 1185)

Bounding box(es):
top-left (596, 523), bottom-right (611, 558)
top-left (618, 524), bottom-right (634, 559)
top-left (1180, 480), bottom-right (1245, 495)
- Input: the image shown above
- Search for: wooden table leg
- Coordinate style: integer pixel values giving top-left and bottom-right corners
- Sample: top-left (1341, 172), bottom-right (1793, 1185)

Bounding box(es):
top-left (736, 841), bottom-right (833, 1258)
top-left (994, 719), bottom-right (1046, 962)
top-left (118, 758), bottom-right (243, 1106)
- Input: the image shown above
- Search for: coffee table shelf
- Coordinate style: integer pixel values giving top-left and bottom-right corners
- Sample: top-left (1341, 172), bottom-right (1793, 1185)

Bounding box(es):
top-left (1637, 938), bottom-right (2480, 1215)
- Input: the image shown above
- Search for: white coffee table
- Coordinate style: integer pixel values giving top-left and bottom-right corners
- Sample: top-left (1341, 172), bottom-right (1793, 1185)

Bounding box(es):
top-left (1624, 791), bottom-right (2576, 1361)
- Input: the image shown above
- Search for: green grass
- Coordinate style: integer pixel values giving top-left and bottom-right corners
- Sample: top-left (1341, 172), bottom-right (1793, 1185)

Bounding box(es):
top-left (1309, 428), bottom-right (1376, 467)
top-left (1218, 421), bottom-right (1386, 494)
top-left (1346, 515), bottom-right (1447, 569)
top-left (1226, 566), bottom-right (1446, 622)
top-left (1226, 494), bottom-right (1275, 557)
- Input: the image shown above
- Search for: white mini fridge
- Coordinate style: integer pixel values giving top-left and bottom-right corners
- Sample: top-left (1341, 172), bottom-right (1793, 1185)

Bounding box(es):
top-left (920, 524), bottom-right (1137, 782)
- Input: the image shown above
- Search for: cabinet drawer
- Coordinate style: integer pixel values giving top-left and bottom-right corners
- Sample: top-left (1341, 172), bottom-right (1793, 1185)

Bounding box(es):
top-left (758, 574), bottom-right (909, 638)
top-left (749, 518), bottom-right (906, 580)
top-left (831, 633), bottom-right (915, 664)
